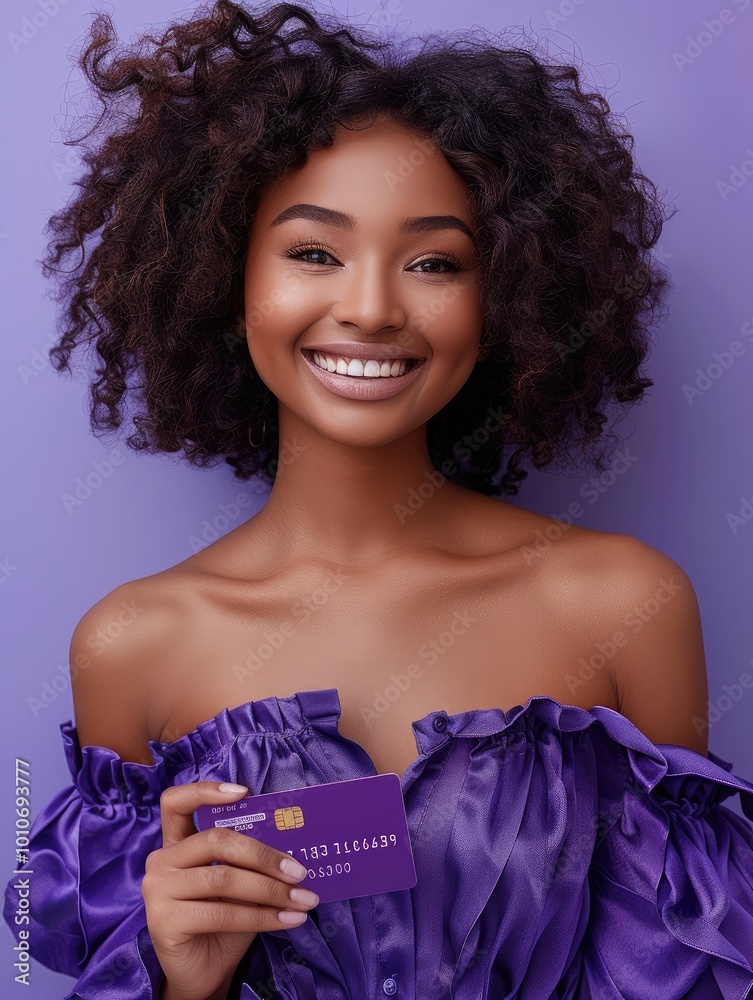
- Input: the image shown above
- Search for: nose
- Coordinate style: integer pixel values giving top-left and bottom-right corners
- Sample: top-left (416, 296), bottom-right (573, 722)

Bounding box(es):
top-left (330, 262), bottom-right (406, 336)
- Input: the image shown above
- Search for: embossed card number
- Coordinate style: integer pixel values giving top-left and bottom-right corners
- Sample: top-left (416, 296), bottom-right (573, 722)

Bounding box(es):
top-left (193, 771), bottom-right (417, 903)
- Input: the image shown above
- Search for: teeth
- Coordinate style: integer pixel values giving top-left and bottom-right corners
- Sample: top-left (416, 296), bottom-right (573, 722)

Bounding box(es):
top-left (311, 351), bottom-right (416, 378)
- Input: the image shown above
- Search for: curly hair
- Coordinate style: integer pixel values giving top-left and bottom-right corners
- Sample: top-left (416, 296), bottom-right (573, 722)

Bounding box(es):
top-left (44, 0), bottom-right (674, 497)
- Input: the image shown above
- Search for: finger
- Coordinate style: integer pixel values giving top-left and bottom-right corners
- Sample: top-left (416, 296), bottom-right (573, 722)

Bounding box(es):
top-left (161, 861), bottom-right (319, 912)
top-left (153, 822), bottom-right (310, 885)
top-left (175, 899), bottom-right (311, 936)
top-left (158, 781), bottom-right (250, 849)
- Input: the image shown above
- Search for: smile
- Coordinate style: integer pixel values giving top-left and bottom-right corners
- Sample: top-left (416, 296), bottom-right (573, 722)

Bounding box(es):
top-left (308, 349), bottom-right (421, 378)
top-left (300, 349), bottom-right (427, 401)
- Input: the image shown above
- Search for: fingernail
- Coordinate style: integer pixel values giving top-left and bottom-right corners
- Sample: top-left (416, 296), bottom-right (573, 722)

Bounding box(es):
top-left (289, 887), bottom-right (319, 907)
top-left (218, 782), bottom-right (248, 794)
top-left (278, 910), bottom-right (307, 925)
top-left (280, 857), bottom-right (308, 880)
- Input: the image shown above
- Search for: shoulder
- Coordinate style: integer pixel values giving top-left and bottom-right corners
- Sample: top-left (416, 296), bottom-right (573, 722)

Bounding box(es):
top-left (528, 521), bottom-right (693, 602)
top-left (69, 572), bottom-right (192, 762)
top-left (533, 525), bottom-right (709, 755)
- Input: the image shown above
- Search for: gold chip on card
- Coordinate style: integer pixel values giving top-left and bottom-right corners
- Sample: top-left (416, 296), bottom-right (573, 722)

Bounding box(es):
top-left (274, 805), bottom-right (304, 830)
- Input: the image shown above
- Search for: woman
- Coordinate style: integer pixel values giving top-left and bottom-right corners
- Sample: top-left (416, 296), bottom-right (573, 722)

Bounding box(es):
top-left (4, 1), bottom-right (753, 998)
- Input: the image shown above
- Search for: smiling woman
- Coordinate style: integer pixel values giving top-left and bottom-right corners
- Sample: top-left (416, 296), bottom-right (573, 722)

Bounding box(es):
top-left (4, 1), bottom-right (753, 999)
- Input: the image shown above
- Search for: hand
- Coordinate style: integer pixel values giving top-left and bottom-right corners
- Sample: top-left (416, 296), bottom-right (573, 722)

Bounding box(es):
top-left (142, 781), bottom-right (319, 1000)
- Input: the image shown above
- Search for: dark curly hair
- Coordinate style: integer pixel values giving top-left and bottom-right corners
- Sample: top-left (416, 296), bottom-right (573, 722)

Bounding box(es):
top-left (44, 0), bottom-right (674, 496)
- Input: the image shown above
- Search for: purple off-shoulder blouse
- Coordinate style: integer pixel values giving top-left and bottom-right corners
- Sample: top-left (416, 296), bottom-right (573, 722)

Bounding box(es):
top-left (4, 687), bottom-right (753, 999)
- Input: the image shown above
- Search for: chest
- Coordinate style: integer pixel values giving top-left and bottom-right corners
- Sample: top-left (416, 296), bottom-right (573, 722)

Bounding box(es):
top-left (158, 559), bottom-right (618, 777)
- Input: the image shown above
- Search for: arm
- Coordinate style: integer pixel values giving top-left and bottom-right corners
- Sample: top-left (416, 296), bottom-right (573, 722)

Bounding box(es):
top-left (69, 582), bottom-right (227, 998)
top-left (587, 535), bottom-right (710, 755)
top-left (577, 537), bottom-right (753, 992)
top-left (70, 580), bottom-right (173, 760)
top-left (73, 582), bottom-right (255, 1000)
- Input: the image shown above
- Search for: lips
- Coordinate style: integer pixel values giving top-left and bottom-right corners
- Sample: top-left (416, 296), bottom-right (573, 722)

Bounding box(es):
top-left (300, 348), bottom-right (427, 401)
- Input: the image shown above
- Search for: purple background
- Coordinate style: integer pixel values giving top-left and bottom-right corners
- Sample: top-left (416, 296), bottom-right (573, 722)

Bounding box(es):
top-left (1, 0), bottom-right (752, 994)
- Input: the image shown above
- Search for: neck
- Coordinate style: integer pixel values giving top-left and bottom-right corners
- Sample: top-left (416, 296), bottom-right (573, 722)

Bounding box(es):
top-left (249, 404), bottom-right (473, 567)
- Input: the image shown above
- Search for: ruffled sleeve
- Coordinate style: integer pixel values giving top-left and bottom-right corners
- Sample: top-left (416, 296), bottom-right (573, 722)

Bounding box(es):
top-left (582, 712), bottom-right (753, 999)
top-left (2, 720), bottom-right (174, 1000)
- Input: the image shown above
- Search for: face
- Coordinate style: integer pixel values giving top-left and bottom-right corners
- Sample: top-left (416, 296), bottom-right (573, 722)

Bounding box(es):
top-left (243, 116), bottom-right (483, 447)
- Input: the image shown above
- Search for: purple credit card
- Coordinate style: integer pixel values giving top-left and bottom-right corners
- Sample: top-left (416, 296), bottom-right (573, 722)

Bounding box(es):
top-left (193, 772), bottom-right (417, 903)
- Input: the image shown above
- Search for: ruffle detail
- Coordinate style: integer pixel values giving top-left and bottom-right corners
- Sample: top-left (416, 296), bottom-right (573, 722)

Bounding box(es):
top-left (60, 720), bottom-right (169, 807)
top-left (4, 687), bottom-right (753, 999)
top-left (583, 734), bottom-right (753, 998)
top-left (58, 688), bottom-right (343, 806)
top-left (407, 694), bottom-right (753, 998)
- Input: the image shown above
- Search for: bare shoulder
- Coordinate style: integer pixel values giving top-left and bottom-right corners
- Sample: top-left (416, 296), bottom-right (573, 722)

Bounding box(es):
top-left (526, 522), bottom-right (709, 754)
top-left (69, 572), bottom-right (192, 763)
top-left (546, 526), bottom-right (702, 645)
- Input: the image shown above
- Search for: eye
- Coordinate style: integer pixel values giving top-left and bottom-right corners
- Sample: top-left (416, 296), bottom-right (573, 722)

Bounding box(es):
top-left (409, 253), bottom-right (463, 274)
top-left (283, 242), bottom-right (340, 266)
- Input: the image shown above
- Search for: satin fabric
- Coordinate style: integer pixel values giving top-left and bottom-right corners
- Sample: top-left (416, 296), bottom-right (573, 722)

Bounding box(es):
top-left (4, 687), bottom-right (753, 999)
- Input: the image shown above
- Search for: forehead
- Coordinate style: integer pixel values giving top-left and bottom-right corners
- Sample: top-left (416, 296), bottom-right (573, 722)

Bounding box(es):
top-left (251, 118), bottom-right (475, 230)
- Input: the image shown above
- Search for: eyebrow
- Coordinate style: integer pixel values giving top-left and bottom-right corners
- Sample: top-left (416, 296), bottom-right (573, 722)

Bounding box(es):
top-left (269, 203), bottom-right (475, 239)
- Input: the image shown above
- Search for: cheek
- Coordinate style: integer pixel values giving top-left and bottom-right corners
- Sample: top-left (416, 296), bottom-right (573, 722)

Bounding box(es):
top-left (243, 262), bottom-right (312, 344)
top-left (406, 285), bottom-right (482, 351)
